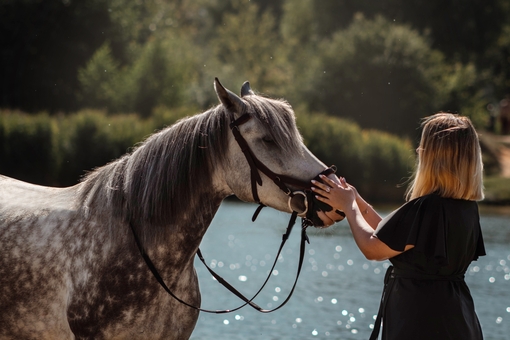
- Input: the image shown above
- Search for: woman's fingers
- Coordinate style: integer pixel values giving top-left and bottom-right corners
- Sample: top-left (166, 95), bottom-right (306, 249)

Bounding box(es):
top-left (311, 179), bottom-right (330, 193)
top-left (319, 174), bottom-right (336, 185)
top-left (314, 192), bottom-right (325, 201)
top-left (321, 174), bottom-right (349, 188)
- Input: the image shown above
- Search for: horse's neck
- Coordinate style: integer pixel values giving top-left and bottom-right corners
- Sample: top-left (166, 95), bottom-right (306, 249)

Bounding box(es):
top-left (76, 147), bottom-right (230, 278)
top-left (67, 200), bottom-right (222, 297)
top-left (110, 193), bottom-right (224, 275)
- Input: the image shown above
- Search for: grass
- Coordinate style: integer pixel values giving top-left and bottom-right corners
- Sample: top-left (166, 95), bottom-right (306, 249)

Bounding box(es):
top-left (483, 176), bottom-right (510, 205)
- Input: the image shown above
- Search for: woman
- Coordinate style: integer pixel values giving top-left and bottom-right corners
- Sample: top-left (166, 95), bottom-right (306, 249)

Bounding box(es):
top-left (312, 113), bottom-right (485, 339)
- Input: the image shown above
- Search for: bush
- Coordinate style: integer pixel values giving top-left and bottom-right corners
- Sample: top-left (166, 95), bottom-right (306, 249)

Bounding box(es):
top-left (359, 129), bottom-right (414, 201)
top-left (0, 109), bottom-right (155, 186)
top-left (297, 111), bottom-right (364, 180)
top-left (0, 111), bottom-right (58, 185)
top-left (57, 110), bottom-right (152, 185)
top-left (297, 111), bottom-right (414, 202)
top-left (0, 109), bottom-right (414, 203)
top-left (483, 177), bottom-right (510, 204)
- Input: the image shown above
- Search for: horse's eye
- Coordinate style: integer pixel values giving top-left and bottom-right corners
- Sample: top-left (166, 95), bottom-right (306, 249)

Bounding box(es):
top-left (262, 136), bottom-right (275, 144)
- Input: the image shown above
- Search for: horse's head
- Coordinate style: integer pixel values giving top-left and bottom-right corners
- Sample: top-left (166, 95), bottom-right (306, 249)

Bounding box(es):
top-left (214, 78), bottom-right (343, 227)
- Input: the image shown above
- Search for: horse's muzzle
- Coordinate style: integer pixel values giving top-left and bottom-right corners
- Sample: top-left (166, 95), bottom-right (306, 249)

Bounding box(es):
top-left (287, 182), bottom-right (345, 227)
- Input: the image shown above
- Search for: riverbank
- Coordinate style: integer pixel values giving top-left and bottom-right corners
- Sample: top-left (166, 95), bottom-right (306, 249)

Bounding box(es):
top-left (480, 133), bottom-right (510, 206)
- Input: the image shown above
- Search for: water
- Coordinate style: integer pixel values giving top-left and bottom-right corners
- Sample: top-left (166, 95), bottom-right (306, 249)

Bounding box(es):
top-left (190, 201), bottom-right (510, 340)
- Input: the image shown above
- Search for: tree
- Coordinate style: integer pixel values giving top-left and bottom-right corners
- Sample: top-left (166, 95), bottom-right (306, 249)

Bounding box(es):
top-left (0, 0), bottom-right (159, 113)
top-left (301, 15), bottom-right (450, 137)
top-left (207, 0), bottom-right (290, 97)
top-left (0, 0), bottom-right (115, 113)
top-left (78, 33), bottom-right (200, 116)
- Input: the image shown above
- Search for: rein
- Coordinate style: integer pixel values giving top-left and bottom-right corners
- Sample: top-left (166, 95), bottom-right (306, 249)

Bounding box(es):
top-left (130, 112), bottom-right (339, 314)
top-left (130, 211), bottom-right (309, 314)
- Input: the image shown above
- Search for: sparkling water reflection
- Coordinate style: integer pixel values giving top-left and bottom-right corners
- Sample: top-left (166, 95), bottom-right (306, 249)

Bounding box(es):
top-left (190, 201), bottom-right (510, 340)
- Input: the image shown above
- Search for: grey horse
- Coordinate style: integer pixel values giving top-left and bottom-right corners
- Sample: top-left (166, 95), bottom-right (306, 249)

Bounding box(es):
top-left (0, 79), bottom-right (337, 339)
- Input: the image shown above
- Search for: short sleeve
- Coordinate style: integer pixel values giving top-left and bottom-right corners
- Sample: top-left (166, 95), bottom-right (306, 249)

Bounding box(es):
top-left (374, 194), bottom-right (448, 265)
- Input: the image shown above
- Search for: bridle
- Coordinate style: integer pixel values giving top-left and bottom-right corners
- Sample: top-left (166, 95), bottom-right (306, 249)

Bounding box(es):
top-left (229, 113), bottom-right (337, 223)
top-left (129, 111), bottom-right (343, 314)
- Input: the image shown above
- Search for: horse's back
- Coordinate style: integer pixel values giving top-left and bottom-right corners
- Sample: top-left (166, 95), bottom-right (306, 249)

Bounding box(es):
top-left (0, 175), bottom-right (78, 339)
top-left (0, 174), bottom-right (76, 209)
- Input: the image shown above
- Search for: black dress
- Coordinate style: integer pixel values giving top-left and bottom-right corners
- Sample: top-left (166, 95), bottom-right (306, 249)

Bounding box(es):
top-left (373, 193), bottom-right (486, 340)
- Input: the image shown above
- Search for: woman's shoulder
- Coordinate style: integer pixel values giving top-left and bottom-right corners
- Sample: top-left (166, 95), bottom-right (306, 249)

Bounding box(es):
top-left (411, 192), bottom-right (477, 207)
top-left (380, 193), bottom-right (477, 230)
top-left (402, 193), bottom-right (479, 222)
top-left (403, 192), bottom-right (442, 211)
top-left (378, 194), bottom-right (437, 226)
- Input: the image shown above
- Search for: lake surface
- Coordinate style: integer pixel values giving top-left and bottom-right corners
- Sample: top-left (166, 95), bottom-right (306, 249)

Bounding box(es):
top-left (190, 201), bottom-right (510, 340)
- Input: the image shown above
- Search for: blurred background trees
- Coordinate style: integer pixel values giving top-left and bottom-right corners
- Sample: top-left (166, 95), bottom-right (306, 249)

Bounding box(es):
top-left (2, 0), bottom-right (510, 132)
top-left (1, 0), bottom-right (510, 201)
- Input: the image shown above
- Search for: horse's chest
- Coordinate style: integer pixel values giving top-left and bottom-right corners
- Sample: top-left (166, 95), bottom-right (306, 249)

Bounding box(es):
top-left (67, 249), bottom-right (200, 340)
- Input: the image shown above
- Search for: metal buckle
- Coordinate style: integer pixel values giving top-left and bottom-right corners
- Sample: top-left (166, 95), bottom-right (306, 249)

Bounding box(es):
top-left (288, 191), bottom-right (308, 216)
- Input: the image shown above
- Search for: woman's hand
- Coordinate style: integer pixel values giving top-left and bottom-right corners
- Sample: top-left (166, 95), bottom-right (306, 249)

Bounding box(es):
top-left (311, 175), bottom-right (357, 214)
top-left (312, 176), bottom-right (405, 260)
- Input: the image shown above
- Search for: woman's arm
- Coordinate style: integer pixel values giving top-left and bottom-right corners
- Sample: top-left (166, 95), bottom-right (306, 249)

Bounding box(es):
top-left (312, 176), bottom-right (413, 261)
top-left (347, 183), bottom-right (382, 230)
top-left (319, 174), bottom-right (382, 228)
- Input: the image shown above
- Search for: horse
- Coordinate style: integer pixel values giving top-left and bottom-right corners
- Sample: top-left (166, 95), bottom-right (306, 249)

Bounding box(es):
top-left (0, 79), bottom-right (339, 340)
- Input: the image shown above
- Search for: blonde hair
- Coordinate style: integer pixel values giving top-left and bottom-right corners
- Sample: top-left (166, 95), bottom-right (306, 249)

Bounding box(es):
top-left (406, 113), bottom-right (484, 201)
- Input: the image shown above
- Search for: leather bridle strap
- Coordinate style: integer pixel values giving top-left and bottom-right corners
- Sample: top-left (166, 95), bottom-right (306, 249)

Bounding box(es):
top-left (230, 113), bottom-right (320, 198)
top-left (129, 210), bottom-right (308, 314)
top-left (196, 211), bottom-right (310, 313)
top-left (129, 112), bottom-right (330, 314)
top-left (230, 113), bottom-right (336, 206)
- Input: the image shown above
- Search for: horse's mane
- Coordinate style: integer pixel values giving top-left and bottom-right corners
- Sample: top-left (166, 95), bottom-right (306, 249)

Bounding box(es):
top-left (78, 94), bottom-right (301, 246)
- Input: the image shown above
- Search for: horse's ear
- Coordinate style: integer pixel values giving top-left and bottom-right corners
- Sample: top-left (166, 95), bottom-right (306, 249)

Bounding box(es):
top-left (240, 81), bottom-right (254, 97)
top-left (214, 78), bottom-right (245, 117)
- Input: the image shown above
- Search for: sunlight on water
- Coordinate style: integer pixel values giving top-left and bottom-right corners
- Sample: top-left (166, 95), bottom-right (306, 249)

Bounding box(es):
top-left (190, 202), bottom-right (510, 340)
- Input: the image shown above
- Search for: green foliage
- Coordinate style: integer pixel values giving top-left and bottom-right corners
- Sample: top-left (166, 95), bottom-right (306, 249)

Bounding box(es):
top-left (297, 112), bottom-right (363, 179)
top-left (487, 22), bottom-right (510, 98)
top-left (78, 43), bottom-right (121, 110)
top-left (208, 0), bottom-right (289, 96)
top-left (0, 111), bottom-right (59, 185)
top-left (302, 15), bottom-right (448, 137)
top-left (3, 0), bottom-right (510, 118)
top-left (0, 109), bottom-right (413, 203)
top-left (483, 177), bottom-right (510, 204)
top-left (297, 112), bottom-right (414, 202)
top-left (0, 110), bottom-right (153, 186)
top-left (278, 0), bottom-right (324, 105)
top-left (359, 129), bottom-right (414, 201)
top-left (151, 105), bottom-right (202, 130)
top-left (57, 110), bottom-right (152, 185)
top-left (2, 0), bottom-right (510, 203)
top-left (280, 0), bottom-right (316, 47)
top-left (78, 34), bottom-right (200, 117)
